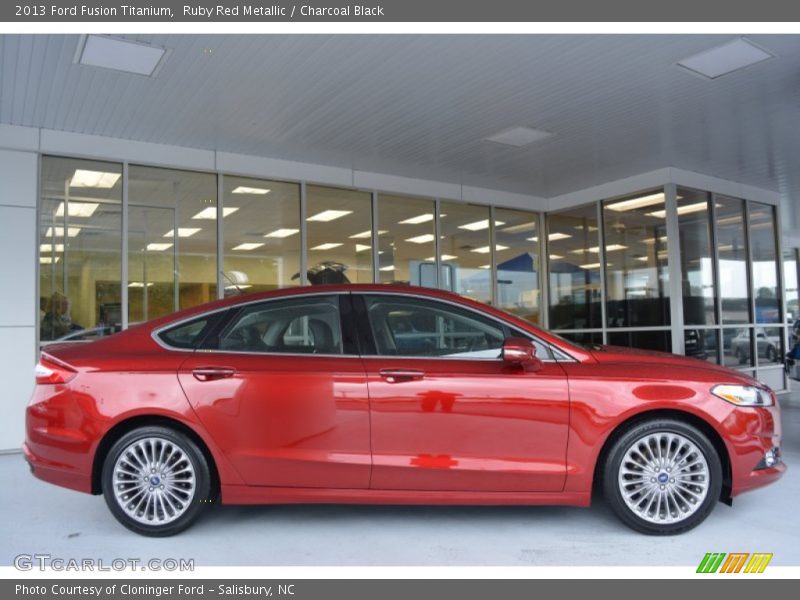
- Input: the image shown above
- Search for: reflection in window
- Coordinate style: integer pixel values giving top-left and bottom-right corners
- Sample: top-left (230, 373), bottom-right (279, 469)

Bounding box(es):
top-left (603, 190), bottom-right (670, 327)
top-left (377, 194), bottom-right (436, 286)
top-left (716, 196), bottom-right (750, 324)
top-left (785, 250), bottom-right (799, 323)
top-left (676, 189), bottom-right (716, 326)
top-left (607, 330), bottom-right (671, 353)
top-left (223, 176), bottom-right (300, 295)
top-left (438, 202), bottom-right (493, 304)
top-left (684, 328), bottom-right (719, 363)
top-left (128, 166), bottom-right (218, 322)
top-left (723, 327), bottom-right (753, 367)
top-left (755, 327), bottom-right (784, 366)
top-left (39, 157), bottom-right (122, 341)
top-left (749, 202), bottom-right (780, 324)
top-left (546, 204), bottom-right (602, 330)
top-left (306, 186), bottom-right (373, 284)
top-left (494, 209), bottom-right (541, 324)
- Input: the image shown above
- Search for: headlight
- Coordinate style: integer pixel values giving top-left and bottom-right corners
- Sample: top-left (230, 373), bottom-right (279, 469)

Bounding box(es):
top-left (711, 384), bottom-right (773, 407)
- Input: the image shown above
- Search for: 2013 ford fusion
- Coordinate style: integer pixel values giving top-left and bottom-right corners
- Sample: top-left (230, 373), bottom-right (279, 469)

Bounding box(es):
top-left (24, 285), bottom-right (785, 536)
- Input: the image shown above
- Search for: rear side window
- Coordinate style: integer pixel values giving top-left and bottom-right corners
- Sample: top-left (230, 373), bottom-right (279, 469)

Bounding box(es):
top-left (157, 316), bottom-right (216, 349)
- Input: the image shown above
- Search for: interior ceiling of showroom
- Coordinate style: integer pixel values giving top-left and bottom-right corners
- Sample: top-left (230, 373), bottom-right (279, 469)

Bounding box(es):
top-left (1, 34), bottom-right (799, 219)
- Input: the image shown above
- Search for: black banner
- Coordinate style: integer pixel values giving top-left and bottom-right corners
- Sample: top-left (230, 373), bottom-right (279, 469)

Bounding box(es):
top-left (4, 0), bottom-right (800, 22)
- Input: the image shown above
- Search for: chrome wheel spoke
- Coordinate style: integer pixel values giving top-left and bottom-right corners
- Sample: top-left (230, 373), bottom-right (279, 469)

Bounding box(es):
top-left (618, 431), bottom-right (709, 525)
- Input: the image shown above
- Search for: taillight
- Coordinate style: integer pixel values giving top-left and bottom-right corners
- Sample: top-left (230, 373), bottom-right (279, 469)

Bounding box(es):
top-left (35, 358), bottom-right (76, 385)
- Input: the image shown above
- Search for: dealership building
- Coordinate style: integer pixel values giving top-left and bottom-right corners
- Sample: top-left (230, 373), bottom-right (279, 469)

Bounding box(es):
top-left (1, 34), bottom-right (798, 451)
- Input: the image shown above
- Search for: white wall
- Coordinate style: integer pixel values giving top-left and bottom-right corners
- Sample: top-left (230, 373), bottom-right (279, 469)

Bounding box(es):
top-left (0, 149), bottom-right (37, 451)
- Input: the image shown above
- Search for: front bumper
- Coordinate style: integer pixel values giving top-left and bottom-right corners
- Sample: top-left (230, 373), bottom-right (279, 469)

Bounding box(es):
top-left (725, 403), bottom-right (786, 497)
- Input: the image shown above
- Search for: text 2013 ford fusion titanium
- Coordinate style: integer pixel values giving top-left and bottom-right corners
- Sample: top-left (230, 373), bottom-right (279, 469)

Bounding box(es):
top-left (24, 285), bottom-right (785, 536)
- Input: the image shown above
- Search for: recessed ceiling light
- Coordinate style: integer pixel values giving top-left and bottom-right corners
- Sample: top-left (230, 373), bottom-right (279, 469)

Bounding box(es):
top-left (232, 243), bottom-right (264, 251)
top-left (528, 232), bottom-right (573, 242)
top-left (479, 264), bottom-right (491, 269)
top-left (572, 244), bottom-right (627, 254)
top-left (501, 221), bottom-right (539, 234)
top-left (606, 193), bottom-right (666, 212)
top-left (128, 282), bottom-right (154, 288)
top-left (677, 38), bottom-right (774, 79)
top-left (349, 230), bottom-right (387, 239)
top-left (399, 214), bottom-right (434, 225)
top-left (192, 207), bottom-right (239, 220)
top-left (69, 169), bottom-right (120, 188)
top-left (355, 244), bottom-right (371, 252)
top-left (45, 227), bottom-right (81, 238)
top-left (424, 255), bottom-right (458, 261)
top-left (55, 201), bottom-right (99, 217)
top-left (232, 186), bottom-right (270, 195)
top-left (163, 228), bottom-right (201, 238)
top-left (647, 202), bottom-right (712, 219)
top-left (471, 245), bottom-right (509, 254)
top-left (77, 35), bottom-right (169, 77)
top-left (311, 243), bottom-right (343, 250)
top-left (484, 126), bottom-right (552, 147)
top-left (549, 254), bottom-right (564, 260)
top-left (39, 256), bottom-right (60, 264)
top-left (146, 243), bottom-right (173, 251)
top-left (635, 256), bottom-right (650, 262)
top-left (378, 265), bottom-right (395, 272)
top-left (579, 262), bottom-right (612, 270)
top-left (405, 234), bottom-right (436, 244)
top-left (264, 228), bottom-right (299, 238)
top-left (307, 210), bottom-right (352, 222)
top-left (458, 219), bottom-right (505, 232)
top-left (40, 244), bottom-right (65, 253)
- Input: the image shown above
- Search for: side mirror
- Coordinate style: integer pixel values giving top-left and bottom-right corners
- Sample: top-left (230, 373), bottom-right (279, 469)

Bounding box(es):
top-left (502, 337), bottom-right (543, 371)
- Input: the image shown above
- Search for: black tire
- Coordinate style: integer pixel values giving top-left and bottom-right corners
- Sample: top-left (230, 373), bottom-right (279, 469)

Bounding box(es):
top-left (101, 425), bottom-right (212, 536)
top-left (602, 418), bottom-right (722, 535)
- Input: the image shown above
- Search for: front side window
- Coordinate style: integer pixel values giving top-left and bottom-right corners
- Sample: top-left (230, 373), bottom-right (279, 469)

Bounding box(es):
top-left (362, 295), bottom-right (551, 360)
top-left (218, 296), bottom-right (343, 355)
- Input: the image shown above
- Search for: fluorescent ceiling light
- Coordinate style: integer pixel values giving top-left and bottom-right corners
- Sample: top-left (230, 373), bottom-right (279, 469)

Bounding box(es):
top-left (55, 201), bottom-right (99, 217)
top-left (45, 227), bottom-right (81, 238)
top-left (648, 202), bottom-right (709, 219)
top-left (69, 169), bottom-right (120, 189)
top-left (484, 126), bottom-right (552, 147)
top-left (264, 228), bottom-right (299, 238)
top-left (78, 35), bottom-right (168, 77)
top-left (311, 243), bottom-right (343, 250)
top-left (425, 254), bottom-right (458, 261)
top-left (146, 243), bottom-right (173, 251)
top-left (606, 193), bottom-right (665, 212)
top-left (378, 265), bottom-right (395, 272)
top-left (572, 244), bottom-right (627, 254)
top-left (479, 264), bottom-right (491, 269)
top-left (399, 214), bottom-right (434, 225)
top-left (355, 244), bottom-right (371, 252)
top-left (635, 256), bottom-right (650, 262)
top-left (471, 245), bottom-right (509, 254)
top-left (39, 256), bottom-right (60, 264)
top-left (501, 220), bottom-right (538, 234)
top-left (163, 228), bottom-right (201, 238)
top-left (528, 232), bottom-right (573, 242)
top-left (40, 244), bottom-right (65, 253)
top-left (232, 186), bottom-right (270, 195)
top-left (579, 263), bottom-right (612, 270)
top-left (128, 282), bottom-right (154, 288)
top-left (549, 254), bottom-right (564, 260)
top-left (644, 236), bottom-right (669, 245)
top-left (350, 230), bottom-right (386, 239)
top-left (232, 243), bottom-right (264, 251)
top-left (225, 284), bottom-right (252, 290)
top-left (405, 234), bottom-right (435, 244)
top-left (677, 38), bottom-right (774, 79)
top-left (307, 210), bottom-right (352, 222)
top-left (458, 219), bottom-right (505, 232)
top-left (192, 207), bottom-right (238, 220)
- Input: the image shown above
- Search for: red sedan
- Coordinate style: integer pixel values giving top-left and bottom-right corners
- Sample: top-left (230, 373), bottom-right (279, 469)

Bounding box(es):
top-left (24, 284), bottom-right (785, 536)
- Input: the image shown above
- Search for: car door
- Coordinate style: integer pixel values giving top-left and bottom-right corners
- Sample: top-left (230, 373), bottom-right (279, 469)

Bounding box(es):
top-left (354, 293), bottom-right (570, 492)
top-left (176, 293), bottom-right (371, 488)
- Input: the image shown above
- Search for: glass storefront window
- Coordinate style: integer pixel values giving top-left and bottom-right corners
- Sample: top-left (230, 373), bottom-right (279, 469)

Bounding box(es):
top-left (785, 249), bottom-right (799, 324)
top-left (607, 330), bottom-right (672, 353)
top-left (39, 157), bottom-right (122, 341)
top-left (377, 194), bottom-right (436, 286)
top-left (494, 208), bottom-right (542, 324)
top-left (676, 189), bottom-right (716, 326)
top-left (128, 166), bottom-right (218, 322)
top-left (716, 196), bottom-right (751, 324)
top-left (306, 185), bottom-right (373, 284)
top-left (756, 326), bottom-right (784, 366)
top-left (749, 202), bottom-right (781, 324)
top-left (547, 204), bottom-right (602, 330)
top-left (723, 327), bottom-right (754, 368)
top-left (603, 190), bottom-right (670, 328)
top-left (222, 176), bottom-right (300, 295)
top-left (684, 328), bottom-right (719, 364)
top-left (438, 202), bottom-right (493, 304)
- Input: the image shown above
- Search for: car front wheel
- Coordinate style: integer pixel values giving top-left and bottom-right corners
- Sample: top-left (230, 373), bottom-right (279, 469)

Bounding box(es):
top-left (602, 419), bottom-right (722, 535)
top-left (102, 425), bottom-right (212, 536)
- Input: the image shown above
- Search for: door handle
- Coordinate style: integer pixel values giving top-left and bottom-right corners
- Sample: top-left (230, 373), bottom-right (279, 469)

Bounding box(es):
top-left (379, 368), bottom-right (425, 383)
top-left (192, 367), bottom-right (236, 381)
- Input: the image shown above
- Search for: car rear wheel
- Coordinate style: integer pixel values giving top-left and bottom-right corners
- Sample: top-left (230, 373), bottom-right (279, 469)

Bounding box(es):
top-left (102, 426), bottom-right (211, 536)
top-left (602, 419), bottom-right (722, 535)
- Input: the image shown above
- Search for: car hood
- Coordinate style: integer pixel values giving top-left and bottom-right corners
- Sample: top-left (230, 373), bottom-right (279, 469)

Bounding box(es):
top-left (588, 344), bottom-right (758, 384)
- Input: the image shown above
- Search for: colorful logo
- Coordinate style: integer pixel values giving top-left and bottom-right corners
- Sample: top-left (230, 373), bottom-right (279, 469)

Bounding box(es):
top-left (697, 553), bottom-right (773, 573)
